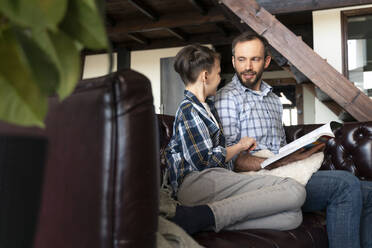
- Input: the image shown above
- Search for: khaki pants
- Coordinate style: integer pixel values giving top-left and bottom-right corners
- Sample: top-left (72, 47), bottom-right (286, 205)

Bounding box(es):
top-left (177, 167), bottom-right (306, 232)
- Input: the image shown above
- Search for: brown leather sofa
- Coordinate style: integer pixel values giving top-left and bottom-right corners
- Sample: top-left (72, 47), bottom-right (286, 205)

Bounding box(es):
top-left (158, 114), bottom-right (372, 248)
top-left (0, 70), bottom-right (159, 248)
top-left (0, 69), bottom-right (370, 248)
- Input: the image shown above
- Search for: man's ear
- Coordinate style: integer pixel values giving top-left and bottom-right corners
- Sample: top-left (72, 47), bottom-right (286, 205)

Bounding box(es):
top-left (232, 56), bottom-right (235, 69)
top-left (264, 55), bottom-right (271, 69)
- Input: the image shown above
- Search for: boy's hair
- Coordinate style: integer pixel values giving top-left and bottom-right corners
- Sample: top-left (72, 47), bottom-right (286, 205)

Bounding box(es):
top-left (174, 44), bottom-right (220, 85)
top-left (231, 32), bottom-right (270, 58)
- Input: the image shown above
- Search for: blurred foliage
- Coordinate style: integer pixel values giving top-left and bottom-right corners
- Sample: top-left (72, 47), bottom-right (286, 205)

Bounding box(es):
top-left (0, 0), bottom-right (108, 127)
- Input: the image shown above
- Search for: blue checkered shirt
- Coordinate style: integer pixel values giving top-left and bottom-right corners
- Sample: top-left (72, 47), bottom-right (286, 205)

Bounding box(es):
top-left (165, 90), bottom-right (233, 193)
top-left (215, 75), bottom-right (286, 154)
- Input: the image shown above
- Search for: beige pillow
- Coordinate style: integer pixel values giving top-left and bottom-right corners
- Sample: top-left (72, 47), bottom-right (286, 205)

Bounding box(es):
top-left (240, 150), bottom-right (324, 186)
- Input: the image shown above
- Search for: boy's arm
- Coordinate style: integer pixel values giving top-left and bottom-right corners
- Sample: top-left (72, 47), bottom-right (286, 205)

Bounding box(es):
top-left (226, 137), bottom-right (256, 162)
top-left (178, 110), bottom-right (227, 169)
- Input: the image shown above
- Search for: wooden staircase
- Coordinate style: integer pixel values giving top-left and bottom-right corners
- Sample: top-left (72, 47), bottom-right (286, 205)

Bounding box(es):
top-left (216, 0), bottom-right (372, 122)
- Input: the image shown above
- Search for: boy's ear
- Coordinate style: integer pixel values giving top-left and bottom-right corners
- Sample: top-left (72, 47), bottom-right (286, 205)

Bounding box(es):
top-left (202, 70), bottom-right (208, 81)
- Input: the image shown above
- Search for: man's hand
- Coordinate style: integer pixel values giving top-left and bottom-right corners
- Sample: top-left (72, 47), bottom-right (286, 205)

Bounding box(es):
top-left (265, 143), bottom-right (325, 170)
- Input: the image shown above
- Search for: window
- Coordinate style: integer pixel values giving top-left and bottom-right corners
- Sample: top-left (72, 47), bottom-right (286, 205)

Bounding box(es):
top-left (342, 8), bottom-right (372, 98)
top-left (273, 85), bottom-right (298, 126)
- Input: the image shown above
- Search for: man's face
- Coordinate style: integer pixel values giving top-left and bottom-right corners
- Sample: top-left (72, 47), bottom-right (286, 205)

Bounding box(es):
top-left (232, 39), bottom-right (271, 91)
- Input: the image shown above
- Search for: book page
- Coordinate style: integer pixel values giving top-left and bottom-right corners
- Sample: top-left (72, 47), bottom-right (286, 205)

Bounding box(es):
top-left (260, 121), bottom-right (341, 168)
top-left (279, 122), bottom-right (334, 154)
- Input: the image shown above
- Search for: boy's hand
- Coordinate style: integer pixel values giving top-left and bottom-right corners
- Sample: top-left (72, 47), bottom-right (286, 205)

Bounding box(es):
top-left (238, 137), bottom-right (257, 152)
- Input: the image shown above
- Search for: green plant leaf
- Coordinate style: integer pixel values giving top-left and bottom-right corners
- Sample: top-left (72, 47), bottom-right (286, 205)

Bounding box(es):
top-left (15, 28), bottom-right (60, 95)
top-left (30, 29), bottom-right (81, 100)
top-left (61, 0), bottom-right (108, 50)
top-left (0, 0), bottom-right (67, 30)
top-left (49, 31), bottom-right (81, 100)
top-left (0, 29), bottom-right (47, 127)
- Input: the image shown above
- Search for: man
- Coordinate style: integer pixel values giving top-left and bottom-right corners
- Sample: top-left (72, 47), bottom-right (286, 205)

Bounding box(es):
top-left (214, 32), bottom-right (372, 248)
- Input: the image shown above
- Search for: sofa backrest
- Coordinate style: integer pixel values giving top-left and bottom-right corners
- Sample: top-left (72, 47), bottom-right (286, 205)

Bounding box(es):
top-left (157, 114), bottom-right (372, 181)
top-left (285, 122), bottom-right (372, 180)
top-left (0, 70), bottom-right (159, 248)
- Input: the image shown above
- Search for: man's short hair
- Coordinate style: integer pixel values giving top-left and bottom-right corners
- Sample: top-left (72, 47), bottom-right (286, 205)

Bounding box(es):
top-left (232, 32), bottom-right (270, 58)
top-left (174, 44), bottom-right (220, 85)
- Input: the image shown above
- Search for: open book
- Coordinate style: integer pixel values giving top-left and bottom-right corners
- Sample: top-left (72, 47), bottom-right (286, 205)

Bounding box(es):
top-left (260, 121), bottom-right (343, 168)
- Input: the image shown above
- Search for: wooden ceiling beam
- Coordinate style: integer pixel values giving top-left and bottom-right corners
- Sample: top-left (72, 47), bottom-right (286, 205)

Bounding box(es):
top-left (107, 6), bottom-right (225, 35)
top-left (127, 33), bottom-right (149, 45)
top-left (105, 14), bottom-right (116, 27)
top-left (188, 0), bottom-right (208, 15)
top-left (256, 0), bottom-right (372, 14)
top-left (114, 32), bottom-right (238, 51)
top-left (166, 28), bottom-right (188, 41)
top-left (128, 0), bottom-right (158, 21)
top-left (215, 23), bottom-right (229, 37)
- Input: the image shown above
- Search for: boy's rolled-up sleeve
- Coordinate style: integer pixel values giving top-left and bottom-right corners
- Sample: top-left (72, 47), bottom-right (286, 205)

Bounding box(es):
top-left (177, 108), bottom-right (226, 170)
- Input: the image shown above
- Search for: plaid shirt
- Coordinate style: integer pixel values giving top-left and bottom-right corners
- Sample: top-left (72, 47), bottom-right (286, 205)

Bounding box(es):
top-left (215, 75), bottom-right (286, 154)
top-left (165, 90), bottom-right (233, 193)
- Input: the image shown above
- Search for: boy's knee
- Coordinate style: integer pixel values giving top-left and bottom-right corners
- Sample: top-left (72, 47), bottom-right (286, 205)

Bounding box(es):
top-left (280, 210), bottom-right (303, 230)
top-left (284, 178), bottom-right (306, 209)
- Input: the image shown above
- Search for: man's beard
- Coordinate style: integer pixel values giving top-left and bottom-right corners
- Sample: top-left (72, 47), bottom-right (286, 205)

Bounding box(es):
top-left (236, 67), bottom-right (264, 90)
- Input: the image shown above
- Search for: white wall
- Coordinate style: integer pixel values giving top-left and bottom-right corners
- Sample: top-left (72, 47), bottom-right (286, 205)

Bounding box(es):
top-left (130, 47), bottom-right (184, 113)
top-left (82, 53), bottom-right (117, 79)
top-left (312, 4), bottom-right (372, 123)
top-left (130, 45), bottom-right (212, 113)
top-left (303, 84), bottom-right (315, 124)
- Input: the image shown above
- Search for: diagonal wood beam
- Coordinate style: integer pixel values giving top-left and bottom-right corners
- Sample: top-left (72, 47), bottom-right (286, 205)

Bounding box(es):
top-left (107, 6), bottom-right (225, 35)
top-left (216, 2), bottom-right (300, 78)
top-left (128, 0), bottom-right (158, 21)
top-left (220, 0), bottom-right (372, 121)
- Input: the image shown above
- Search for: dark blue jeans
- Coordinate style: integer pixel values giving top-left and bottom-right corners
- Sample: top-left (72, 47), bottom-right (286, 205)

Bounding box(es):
top-left (303, 170), bottom-right (372, 248)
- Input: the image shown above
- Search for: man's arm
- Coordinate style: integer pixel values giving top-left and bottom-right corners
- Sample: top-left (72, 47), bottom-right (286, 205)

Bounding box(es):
top-left (215, 91), bottom-right (240, 147)
top-left (234, 152), bottom-right (264, 172)
top-left (234, 143), bottom-right (325, 172)
top-left (265, 143), bottom-right (325, 170)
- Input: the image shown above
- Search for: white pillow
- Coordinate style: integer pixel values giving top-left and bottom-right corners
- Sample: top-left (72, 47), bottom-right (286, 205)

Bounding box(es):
top-left (240, 150), bottom-right (324, 185)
